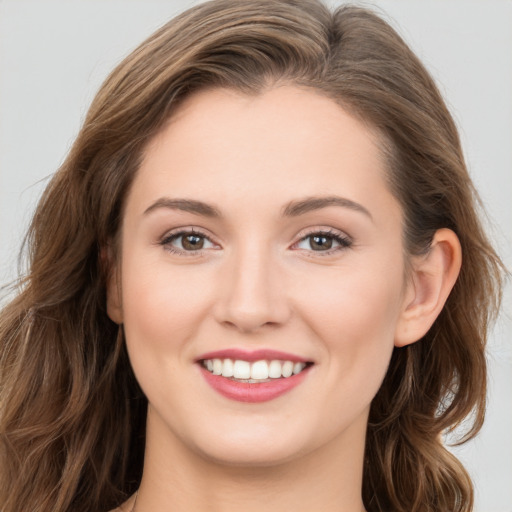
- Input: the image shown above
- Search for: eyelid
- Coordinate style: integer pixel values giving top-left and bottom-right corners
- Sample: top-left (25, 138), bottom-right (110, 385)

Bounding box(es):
top-left (159, 227), bottom-right (221, 256)
top-left (157, 225), bottom-right (352, 257)
top-left (291, 227), bottom-right (353, 254)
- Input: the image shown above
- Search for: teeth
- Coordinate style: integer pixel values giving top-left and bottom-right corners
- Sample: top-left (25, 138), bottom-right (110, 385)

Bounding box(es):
top-left (251, 360), bottom-right (269, 380)
top-left (202, 358), bottom-right (307, 381)
top-left (293, 362), bottom-right (304, 375)
top-left (212, 359), bottom-right (222, 375)
top-left (222, 358), bottom-right (234, 377)
top-left (268, 360), bottom-right (282, 378)
top-left (282, 361), bottom-right (293, 378)
top-left (233, 360), bottom-right (251, 379)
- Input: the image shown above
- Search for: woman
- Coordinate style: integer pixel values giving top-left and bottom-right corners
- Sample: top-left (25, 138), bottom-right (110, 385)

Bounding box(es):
top-left (0, 1), bottom-right (505, 511)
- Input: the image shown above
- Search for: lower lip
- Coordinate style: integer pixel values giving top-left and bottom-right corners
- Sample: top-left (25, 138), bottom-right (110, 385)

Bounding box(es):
top-left (199, 365), bottom-right (311, 403)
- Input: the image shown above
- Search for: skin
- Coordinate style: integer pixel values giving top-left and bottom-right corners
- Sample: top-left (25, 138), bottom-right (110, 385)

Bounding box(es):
top-left (108, 85), bottom-right (461, 512)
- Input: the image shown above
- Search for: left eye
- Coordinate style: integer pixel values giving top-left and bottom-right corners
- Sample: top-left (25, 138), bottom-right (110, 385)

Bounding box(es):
top-left (295, 232), bottom-right (351, 252)
top-left (164, 232), bottom-right (216, 251)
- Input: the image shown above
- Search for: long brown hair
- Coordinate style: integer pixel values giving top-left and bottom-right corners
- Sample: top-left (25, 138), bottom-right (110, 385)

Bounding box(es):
top-left (0, 1), bottom-right (504, 511)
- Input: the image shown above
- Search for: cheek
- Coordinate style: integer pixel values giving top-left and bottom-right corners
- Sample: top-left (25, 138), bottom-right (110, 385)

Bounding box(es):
top-left (294, 260), bottom-right (404, 392)
top-left (299, 272), bottom-right (402, 441)
top-left (295, 258), bottom-right (403, 339)
top-left (120, 255), bottom-right (215, 357)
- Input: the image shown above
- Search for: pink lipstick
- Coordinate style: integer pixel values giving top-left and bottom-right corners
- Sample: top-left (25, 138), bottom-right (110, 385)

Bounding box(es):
top-left (197, 349), bottom-right (313, 403)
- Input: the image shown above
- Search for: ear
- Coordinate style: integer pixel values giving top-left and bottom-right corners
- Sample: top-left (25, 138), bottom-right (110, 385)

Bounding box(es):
top-left (394, 228), bottom-right (461, 347)
top-left (102, 245), bottom-right (123, 325)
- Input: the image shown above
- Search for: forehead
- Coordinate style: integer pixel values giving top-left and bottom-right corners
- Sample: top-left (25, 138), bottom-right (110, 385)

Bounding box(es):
top-left (152, 85), bottom-right (385, 164)
top-left (130, 85), bottom-right (399, 223)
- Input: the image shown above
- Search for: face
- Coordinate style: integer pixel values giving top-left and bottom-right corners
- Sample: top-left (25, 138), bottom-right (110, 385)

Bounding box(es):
top-left (109, 85), bottom-right (411, 467)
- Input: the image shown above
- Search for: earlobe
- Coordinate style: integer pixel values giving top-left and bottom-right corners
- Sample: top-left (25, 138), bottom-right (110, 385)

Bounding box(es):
top-left (394, 228), bottom-right (462, 347)
top-left (102, 246), bottom-right (123, 325)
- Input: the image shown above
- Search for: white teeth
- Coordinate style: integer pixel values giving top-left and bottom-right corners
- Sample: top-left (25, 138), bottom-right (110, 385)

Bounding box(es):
top-left (282, 361), bottom-right (293, 378)
top-left (222, 358), bottom-right (234, 377)
top-left (268, 360), bottom-right (282, 378)
top-left (293, 362), bottom-right (305, 375)
top-left (251, 360), bottom-right (269, 380)
top-left (203, 358), bottom-right (308, 380)
top-left (212, 359), bottom-right (222, 375)
top-left (233, 360), bottom-right (251, 379)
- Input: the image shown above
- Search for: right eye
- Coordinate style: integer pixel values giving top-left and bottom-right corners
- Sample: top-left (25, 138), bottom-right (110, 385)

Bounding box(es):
top-left (160, 229), bottom-right (218, 255)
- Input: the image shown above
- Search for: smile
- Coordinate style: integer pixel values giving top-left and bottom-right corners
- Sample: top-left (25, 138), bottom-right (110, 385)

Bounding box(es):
top-left (202, 358), bottom-right (308, 382)
top-left (197, 349), bottom-right (314, 403)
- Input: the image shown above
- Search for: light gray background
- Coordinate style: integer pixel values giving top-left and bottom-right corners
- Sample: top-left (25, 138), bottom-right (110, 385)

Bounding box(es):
top-left (0, 1), bottom-right (510, 510)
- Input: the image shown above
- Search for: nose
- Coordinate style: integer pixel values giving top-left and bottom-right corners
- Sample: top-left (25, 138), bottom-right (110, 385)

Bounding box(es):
top-left (213, 244), bottom-right (291, 333)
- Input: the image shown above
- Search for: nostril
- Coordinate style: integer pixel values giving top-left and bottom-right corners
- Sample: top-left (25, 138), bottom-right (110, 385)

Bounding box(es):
top-left (220, 317), bottom-right (281, 334)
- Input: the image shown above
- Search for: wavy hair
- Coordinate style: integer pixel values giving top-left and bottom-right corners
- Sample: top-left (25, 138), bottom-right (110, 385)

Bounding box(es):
top-left (0, 1), bottom-right (504, 511)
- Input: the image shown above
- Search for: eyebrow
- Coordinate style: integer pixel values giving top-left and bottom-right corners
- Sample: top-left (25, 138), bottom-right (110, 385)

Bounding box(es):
top-left (143, 195), bottom-right (372, 220)
top-left (144, 198), bottom-right (222, 217)
top-left (282, 195), bottom-right (373, 219)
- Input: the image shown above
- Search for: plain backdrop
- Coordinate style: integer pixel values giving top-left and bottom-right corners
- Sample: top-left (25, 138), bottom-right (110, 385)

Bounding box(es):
top-left (1, 1), bottom-right (511, 510)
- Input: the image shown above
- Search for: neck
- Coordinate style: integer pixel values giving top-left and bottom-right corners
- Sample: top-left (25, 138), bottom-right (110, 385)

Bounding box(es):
top-left (134, 407), bottom-right (368, 512)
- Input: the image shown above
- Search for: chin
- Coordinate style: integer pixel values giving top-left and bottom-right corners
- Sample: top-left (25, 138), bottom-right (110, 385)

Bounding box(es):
top-left (193, 437), bottom-right (310, 468)
top-left (179, 416), bottom-right (318, 468)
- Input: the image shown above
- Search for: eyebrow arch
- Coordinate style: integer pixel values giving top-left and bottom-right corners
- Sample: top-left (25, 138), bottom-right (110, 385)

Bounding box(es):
top-left (143, 195), bottom-right (372, 220)
top-left (143, 198), bottom-right (221, 217)
top-left (282, 195), bottom-right (372, 219)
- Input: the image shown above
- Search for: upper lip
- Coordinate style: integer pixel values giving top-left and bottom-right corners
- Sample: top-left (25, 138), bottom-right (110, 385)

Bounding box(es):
top-left (196, 348), bottom-right (311, 363)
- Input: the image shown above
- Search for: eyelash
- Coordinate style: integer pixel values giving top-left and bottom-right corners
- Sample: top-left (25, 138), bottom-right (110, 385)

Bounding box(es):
top-left (293, 229), bottom-right (353, 256)
top-left (158, 228), bottom-right (353, 257)
top-left (159, 228), bottom-right (214, 257)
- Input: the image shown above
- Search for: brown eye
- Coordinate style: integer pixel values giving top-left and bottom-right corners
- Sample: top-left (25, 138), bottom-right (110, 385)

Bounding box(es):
top-left (161, 230), bottom-right (216, 253)
top-left (181, 234), bottom-right (205, 250)
top-left (309, 235), bottom-right (333, 251)
top-left (294, 231), bottom-right (352, 253)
